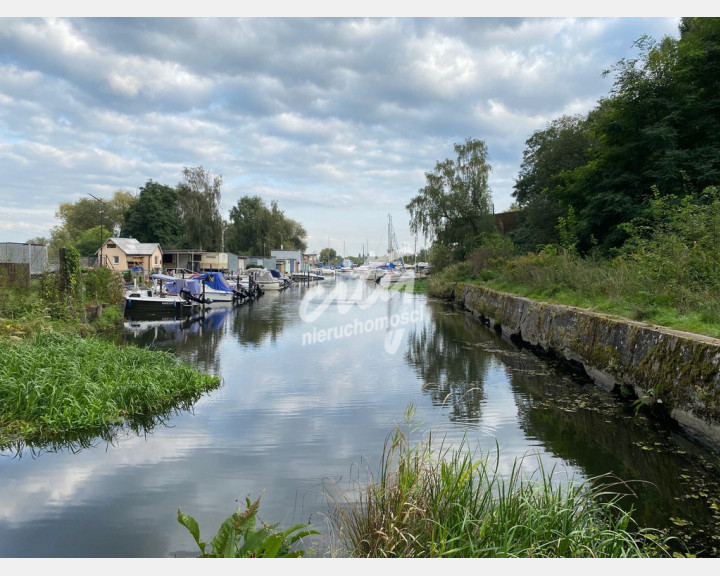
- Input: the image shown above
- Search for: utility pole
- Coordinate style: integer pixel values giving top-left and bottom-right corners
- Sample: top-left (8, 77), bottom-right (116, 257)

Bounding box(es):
top-left (88, 193), bottom-right (104, 267)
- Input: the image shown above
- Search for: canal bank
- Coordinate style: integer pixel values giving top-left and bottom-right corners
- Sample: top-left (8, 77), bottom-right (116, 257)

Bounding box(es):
top-left (451, 283), bottom-right (720, 451)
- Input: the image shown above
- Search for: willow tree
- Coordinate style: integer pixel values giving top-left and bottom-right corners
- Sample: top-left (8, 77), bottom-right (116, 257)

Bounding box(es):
top-left (406, 138), bottom-right (494, 261)
top-left (176, 166), bottom-right (224, 251)
top-left (227, 195), bottom-right (307, 256)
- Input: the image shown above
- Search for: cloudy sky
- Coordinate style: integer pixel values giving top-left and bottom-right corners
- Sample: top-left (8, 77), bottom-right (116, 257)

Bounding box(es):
top-left (0, 15), bottom-right (683, 258)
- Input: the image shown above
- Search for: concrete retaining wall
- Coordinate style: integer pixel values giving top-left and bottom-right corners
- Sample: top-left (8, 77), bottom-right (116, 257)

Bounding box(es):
top-left (453, 283), bottom-right (720, 450)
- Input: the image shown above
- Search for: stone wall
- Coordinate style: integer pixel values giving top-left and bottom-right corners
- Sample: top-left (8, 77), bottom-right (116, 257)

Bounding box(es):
top-left (454, 283), bottom-right (720, 450)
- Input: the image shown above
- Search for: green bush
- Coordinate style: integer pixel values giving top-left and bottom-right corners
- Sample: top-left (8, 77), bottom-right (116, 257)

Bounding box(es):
top-left (83, 267), bottom-right (125, 305)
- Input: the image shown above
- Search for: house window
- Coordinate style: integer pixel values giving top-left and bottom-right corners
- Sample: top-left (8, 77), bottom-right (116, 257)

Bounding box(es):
top-left (107, 242), bottom-right (116, 249)
top-left (113, 256), bottom-right (119, 264)
top-left (154, 256), bottom-right (158, 265)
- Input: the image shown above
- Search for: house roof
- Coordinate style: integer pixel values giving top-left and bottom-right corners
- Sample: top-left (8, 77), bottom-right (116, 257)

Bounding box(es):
top-left (104, 237), bottom-right (161, 256)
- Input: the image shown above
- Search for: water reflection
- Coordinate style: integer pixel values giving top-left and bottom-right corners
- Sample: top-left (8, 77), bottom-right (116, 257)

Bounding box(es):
top-left (406, 309), bottom-right (489, 423)
top-left (232, 292), bottom-right (298, 347)
top-left (409, 300), bottom-right (720, 556)
top-left (2, 283), bottom-right (720, 557)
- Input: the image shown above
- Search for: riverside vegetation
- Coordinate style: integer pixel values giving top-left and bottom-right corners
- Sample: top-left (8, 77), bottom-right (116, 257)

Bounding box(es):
top-left (329, 405), bottom-right (676, 558)
top-left (0, 252), bottom-right (679, 558)
top-left (427, 187), bottom-right (720, 341)
top-left (0, 247), bottom-right (220, 450)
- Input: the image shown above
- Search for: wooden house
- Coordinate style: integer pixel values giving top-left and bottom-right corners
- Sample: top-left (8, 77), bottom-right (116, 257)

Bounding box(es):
top-left (97, 237), bottom-right (163, 273)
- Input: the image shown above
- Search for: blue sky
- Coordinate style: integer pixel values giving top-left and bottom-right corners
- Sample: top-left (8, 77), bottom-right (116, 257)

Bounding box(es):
top-left (0, 13), bottom-right (685, 257)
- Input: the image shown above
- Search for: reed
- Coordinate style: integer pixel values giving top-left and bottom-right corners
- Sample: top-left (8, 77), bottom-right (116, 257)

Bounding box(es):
top-left (332, 410), bottom-right (674, 558)
top-left (0, 331), bottom-right (221, 445)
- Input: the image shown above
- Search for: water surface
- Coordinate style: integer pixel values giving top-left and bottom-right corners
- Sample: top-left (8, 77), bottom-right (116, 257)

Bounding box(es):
top-left (1, 278), bottom-right (719, 557)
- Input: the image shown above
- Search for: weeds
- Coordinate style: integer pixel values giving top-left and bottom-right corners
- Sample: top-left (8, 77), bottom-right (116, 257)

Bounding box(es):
top-left (331, 406), bottom-right (675, 558)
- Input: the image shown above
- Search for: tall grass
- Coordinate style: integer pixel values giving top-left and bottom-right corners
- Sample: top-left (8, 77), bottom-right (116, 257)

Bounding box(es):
top-left (426, 187), bottom-right (720, 337)
top-left (332, 410), bottom-right (674, 558)
top-left (430, 246), bottom-right (720, 338)
top-left (0, 331), bottom-right (221, 446)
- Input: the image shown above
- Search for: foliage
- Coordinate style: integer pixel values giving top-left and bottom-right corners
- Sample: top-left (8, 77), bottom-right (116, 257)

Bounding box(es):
top-left (556, 206), bottom-right (580, 254)
top-left (407, 138), bottom-right (495, 261)
top-left (73, 225), bottom-right (107, 258)
top-left (319, 247), bottom-right (338, 264)
top-left (513, 114), bottom-right (591, 207)
top-left (50, 190), bottom-right (137, 257)
top-left (83, 267), bottom-right (125, 305)
top-left (121, 180), bottom-right (185, 248)
top-left (467, 233), bottom-right (517, 278)
top-left (333, 406), bottom-right (673, 558)
top-left (510, 194), bottom-right (565, 252)
top-left (60, 246), bottom-right (83, 318)
top-left (510, 18), bottom-right (720, 255)
top-left (620, 186), bottom-right (720, 315)
top-left (0, 331), bottom-right (221, 446)
top-left (0, 277), bottom-right (45, 320)
top-left (427, 242), bottom-right (455, 274)
top-left (177, 166), bottom-right (224, 251)
top-left (227, 195), bottom-right (308, 255)
top-left (178, 494), bottom-right (318, 558)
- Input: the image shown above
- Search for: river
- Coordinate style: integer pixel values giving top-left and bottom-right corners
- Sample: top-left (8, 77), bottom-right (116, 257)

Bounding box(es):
top-left (1, 276), bottom-right (719, 557)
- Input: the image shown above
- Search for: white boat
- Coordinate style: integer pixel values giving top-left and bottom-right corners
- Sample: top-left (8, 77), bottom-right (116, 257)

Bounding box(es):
top-left (269, 269), bottom-right (293, 288)
top-left (249, 268), bottom-right (285, 291)
top-left (124, 274), bottom-right (204, 315)
top-left (312, 266), bottom-right (335, 277)
top-left (372, 214), bottom-right (414, 288)
top-left (291, 271), bottom-right (326, 281)
top-left (192, 271), bottom-right (254, 302)
top-left (377, 267), bottom-right (416, 288)
top-left (357, 262), bottom-right (392, 282)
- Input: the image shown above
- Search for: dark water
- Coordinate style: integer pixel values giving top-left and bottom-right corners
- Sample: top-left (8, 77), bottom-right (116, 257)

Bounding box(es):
top-left (1, 277), bottom-right (720, 557)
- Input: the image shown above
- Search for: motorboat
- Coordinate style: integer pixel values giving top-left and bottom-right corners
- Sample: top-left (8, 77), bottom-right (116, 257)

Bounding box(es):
top-left (249, 268), bottom-right (284, 291)
top-left (270, 268), bottom-right (293, 288)
top-left (124, 274), bottom-right (204, 314)
top-left (377, 267), bottom-right (416, 288)
top-left (192, 271), bottom-right (252, 302)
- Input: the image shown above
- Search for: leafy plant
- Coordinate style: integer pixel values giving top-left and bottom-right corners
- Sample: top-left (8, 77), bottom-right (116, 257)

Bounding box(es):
top-left (177, 494), bottom-right (318, 558)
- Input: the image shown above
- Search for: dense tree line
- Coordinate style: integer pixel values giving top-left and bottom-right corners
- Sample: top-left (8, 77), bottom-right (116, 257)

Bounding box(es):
top-left (408, 18), bottom-right (720, 270)
top-left (46, 166), bottom-right (307, 258)
top-left (226, 195), bottom-right (307, 256)
top-left (511, 17), bottom-right (720, 255)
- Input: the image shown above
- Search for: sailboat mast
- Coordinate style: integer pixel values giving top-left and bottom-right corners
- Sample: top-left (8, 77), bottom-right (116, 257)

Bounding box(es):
top-left (388, 214), bottom-right (393, 260)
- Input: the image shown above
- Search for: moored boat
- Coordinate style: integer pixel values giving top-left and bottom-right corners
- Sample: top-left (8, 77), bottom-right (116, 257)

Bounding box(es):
top-left (124, 274), bottom-right (203, 314)
top-left (192, 271), bottom-right (251, 302)
top-left (250, 268), bottom-right (284, 291)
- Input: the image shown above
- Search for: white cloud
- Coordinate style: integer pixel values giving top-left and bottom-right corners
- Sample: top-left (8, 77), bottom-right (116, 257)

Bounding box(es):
top-left (0, 17), bottom-right (682, 254)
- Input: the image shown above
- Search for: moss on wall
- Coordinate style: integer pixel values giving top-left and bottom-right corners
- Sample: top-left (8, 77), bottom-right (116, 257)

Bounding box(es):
top-left (454, 283), bottom-right (720, 449)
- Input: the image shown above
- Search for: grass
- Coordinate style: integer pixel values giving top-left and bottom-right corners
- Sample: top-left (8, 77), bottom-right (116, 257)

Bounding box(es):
top-left (0, 330), bottom-right (221, 448)
top-left (429, 249), bottom-right (720, 339)
top-left (331, 407), bottom-right (676, 558)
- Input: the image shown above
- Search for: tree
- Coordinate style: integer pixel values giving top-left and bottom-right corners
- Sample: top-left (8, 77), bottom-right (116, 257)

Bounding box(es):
top-left (227, 196), bottom-right (307, 256)
top-left (121, 180), bottom-right (184, 248)
top-left (50, 189), bottom-right (139, 257)
top-left (673, 18), bottom-right (720, 189)
top-left (227, 196), bottom-right (268, 255)
top-left (511, 115), bottom-right (590, 252)
top-left (556, 28), bottom-right (692, 252)
top-left (319, 248), bottom-right (337, 264)
top-left (177, 166), bottom-right (224, 251)
top-left (406, 138), bottom-right (494, 260)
